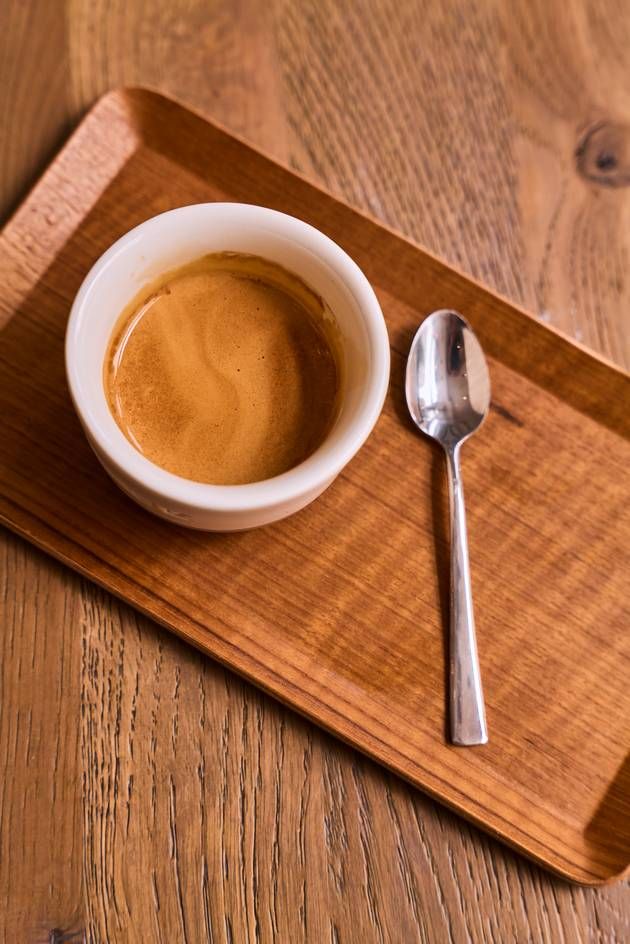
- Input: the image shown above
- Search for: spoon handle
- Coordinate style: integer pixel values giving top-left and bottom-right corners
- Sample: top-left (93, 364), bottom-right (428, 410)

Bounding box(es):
top-left (445, 444), bottom-right (488, 746)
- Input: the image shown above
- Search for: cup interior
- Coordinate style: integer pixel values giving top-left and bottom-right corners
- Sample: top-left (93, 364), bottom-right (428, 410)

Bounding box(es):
top-left (66, 203), bottom-right (389, 509)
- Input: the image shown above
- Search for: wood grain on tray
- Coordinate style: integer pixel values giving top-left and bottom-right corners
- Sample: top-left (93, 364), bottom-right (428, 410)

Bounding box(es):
top-left (0, 88), bottom-right (628, 886)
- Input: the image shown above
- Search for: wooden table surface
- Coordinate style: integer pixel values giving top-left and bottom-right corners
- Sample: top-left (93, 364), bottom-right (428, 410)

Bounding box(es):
top-left (1, 2), bottom-right (628, 941)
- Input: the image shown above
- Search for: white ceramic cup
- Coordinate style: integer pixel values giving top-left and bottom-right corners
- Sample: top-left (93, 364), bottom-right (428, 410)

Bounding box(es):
top-left (65, 203), bottom-right (390, 530)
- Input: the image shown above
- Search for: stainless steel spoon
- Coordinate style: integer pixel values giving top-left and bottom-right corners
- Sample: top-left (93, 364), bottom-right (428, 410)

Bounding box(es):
top-left (405, 310), bottom-right (490, 746)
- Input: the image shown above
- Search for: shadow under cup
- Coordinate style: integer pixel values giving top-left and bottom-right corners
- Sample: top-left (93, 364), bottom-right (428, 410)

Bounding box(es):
top-left (65, 203), bottom-right (390, 531)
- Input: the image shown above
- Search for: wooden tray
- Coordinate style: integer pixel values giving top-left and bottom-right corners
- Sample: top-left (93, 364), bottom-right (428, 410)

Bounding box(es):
top-left (1, 88), bottom-right (628, 886)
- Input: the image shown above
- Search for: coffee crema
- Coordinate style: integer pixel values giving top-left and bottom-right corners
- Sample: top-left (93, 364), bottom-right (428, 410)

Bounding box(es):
top-left (104, 253), bottom-right (341, 485)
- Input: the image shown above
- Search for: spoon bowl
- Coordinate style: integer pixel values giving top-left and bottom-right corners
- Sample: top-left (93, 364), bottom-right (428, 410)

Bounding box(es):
top-left (405, 310), bottom-right (491, 448)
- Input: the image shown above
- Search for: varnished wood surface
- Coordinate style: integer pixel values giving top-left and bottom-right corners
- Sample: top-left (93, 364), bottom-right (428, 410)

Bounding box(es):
top-left (0, 3), bottom-right (629, 942)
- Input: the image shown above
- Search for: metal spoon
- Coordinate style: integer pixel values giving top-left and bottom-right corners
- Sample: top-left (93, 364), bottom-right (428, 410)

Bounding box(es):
top-left (405, 310), bottom-right (490, 746)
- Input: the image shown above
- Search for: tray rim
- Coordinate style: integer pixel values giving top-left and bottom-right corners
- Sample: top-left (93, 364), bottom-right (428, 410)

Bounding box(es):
top-left (1, 86), bottom-right (628, 887)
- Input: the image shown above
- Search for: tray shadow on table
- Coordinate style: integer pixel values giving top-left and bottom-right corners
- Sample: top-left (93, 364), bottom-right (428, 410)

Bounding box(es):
top-left (584, 752), bottom-right (630, 868)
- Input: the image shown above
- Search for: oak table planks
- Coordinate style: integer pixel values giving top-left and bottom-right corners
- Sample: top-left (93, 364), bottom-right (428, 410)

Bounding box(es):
top-left (1, 2), bottom-right (629, 942)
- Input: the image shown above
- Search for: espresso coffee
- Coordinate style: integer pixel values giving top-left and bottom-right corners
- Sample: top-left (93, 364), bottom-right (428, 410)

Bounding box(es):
top-left (105, 253), bottom-right (341, 485)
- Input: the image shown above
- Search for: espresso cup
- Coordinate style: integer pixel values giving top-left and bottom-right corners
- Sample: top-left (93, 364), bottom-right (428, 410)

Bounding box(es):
top-left (65, 203), bottom-right (390, 530)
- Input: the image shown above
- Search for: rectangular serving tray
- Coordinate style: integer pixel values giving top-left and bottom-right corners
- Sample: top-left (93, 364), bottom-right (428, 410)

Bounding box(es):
top-left (1, 88), bottom-right (628, 885)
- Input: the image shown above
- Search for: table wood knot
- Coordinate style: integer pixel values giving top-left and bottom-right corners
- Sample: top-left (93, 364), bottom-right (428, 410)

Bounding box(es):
top-left (575, 120), bottom-right (630, 187)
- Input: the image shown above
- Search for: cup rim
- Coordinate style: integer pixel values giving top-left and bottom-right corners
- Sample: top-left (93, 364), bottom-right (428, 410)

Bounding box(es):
top-left (65, 203), bottom-right (390, 513)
